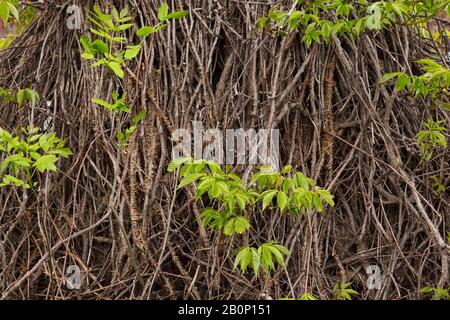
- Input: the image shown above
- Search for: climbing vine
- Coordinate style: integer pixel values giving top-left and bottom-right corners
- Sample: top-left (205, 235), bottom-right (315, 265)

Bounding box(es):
top-left (168, 158), bottom-right (335, 278)
top-left (81, 2), bottom-right (188, 147)
top-left (256, 0), bottom-right (450, 46)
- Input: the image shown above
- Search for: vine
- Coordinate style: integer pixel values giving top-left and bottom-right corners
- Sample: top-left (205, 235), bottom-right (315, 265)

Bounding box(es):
top-left (256, 0), bottom-right (450, 46)
top-left (168, 158), bottom-right (335, 278)
top-left (81, 2), bottom-right (188, 147)
top-left (381, 59), bottom-right (449, 164)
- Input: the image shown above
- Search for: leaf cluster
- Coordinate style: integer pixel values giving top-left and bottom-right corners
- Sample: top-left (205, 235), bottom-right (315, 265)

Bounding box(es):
top-left (0, 126), bottom-right (72, 188)
top-left (168, 158), bottom-right (335, 277)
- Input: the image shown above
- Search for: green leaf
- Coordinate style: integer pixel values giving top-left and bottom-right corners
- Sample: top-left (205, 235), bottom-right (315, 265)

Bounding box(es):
top-left (89, 27), bottom-right (107, 40)
top-left (51, 147), bottom-right (73, 158)
top-left (117, 131), bottom-right (125, 142)
top-left (262, 189), bottom-right (277, 210)
top-left (199, 207), bottom-right (222, 227)
top-left (396, 74), bottom-right (410, 91)
top-left (260, 245), bottom-right (275, 272)
top-left (33, 155), bottom-right (59, 172)
top-left (354, 17), bottom-right (366, 37)
top-left (224, 216), bottom-right (250, 236)
top-left (277, 191), bottom-right (288, 212)
top-left (234, 247), bottom-right (251, 273)
top-left (0, 1), bottom-right (10, 24)
top-left (166, 10), bottom-right (189, 20)
top-left (38, 134), bottom-right (56, 152)
top-left (299, 293), bottom-right (318, 300)
top-left (158, 2), bottom-right (169, 21)
top-left (0, 175), bottom-right (25, 187)
top-left (80, 35), bottom-right (94, 53)
top-left (420, 287), bottom-right (435, 293)
top-left (4, 153), bottom-right (31, 167)
top-left (115, 23), bottom-right (133, 31)
top-left (250, 248), bottom-right (261, 277)
top-left (136, 26), bottom-right (155, 38)
top-left (345, 289), bottom-right (359, 295)
top-left (266, 245), bottom-right (286, 267)
top-left (93, 4), bottom-right (105, 20)
top-left (296, 172), bottom-right (313, 190)
top-left (81, 53), bottom-right (95, 60)
top-left (280, 165), bottom-right (292, 174)
top-left (434, 288), bottom-right (450, 300)
top-left (210, 182), bottom-right (222, 198)
top-left (119, 8), bottom-right (129, 19)
top-left (112, 6), bottom-right (119, 22)
top-left (6, 1), bottom-right (18, 22)
top-left (92, 39), bottom-right (109, 55)
top-left (30, 151), bottom-right (41, 160)
top-left (92, 98), bottom-right (113, 110)
top-left (272, 243), bottom-right (290, 256)
top-left (316, 188), bottom-right (335, 206)
top-left (124, 45), bottom-right (141, 60)
top-left (321, 20), bottom-right (334, 42)
top-left (417, 59), bottom-right (442, 72)
top-left (107, 61), bottom-right (124, 78)
top-left (167, 157), bottom-right (190, 172)
top-left (92, 58), bottom-right (107, 67)
top-left (235, 193), bottom-right (249, 211)
top-left (16, 89), bottom-right (25, 107)
top-left (132, 110), bottom-right (147, 125)
top-left (207, 161), bottom-right (222, 174)
top-left (177, 173), bottom-right (204, 189)
top-left (196, 177), bottom-right (213, 199)
top-left (312, 193), bottom-right (323, 212)
top-left (25, 89), bottom-right (39, 105)
top-left (380, 72), bottom-right (403, 83)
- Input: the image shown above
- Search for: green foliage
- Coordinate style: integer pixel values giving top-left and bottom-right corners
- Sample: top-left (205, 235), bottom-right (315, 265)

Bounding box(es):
top-left (0, 1), bottom-right (37, 50)
top-left (416, 118), bottom-right (447, 163)
top-left (0, 87), bottom-right (15, 103)
top-left (168, 158), bottom-right (334, 277)
top-left (83, 3), bottom-right (187, 149)
top-left (233, 246), bottom-right (260, 275)
top-left (0, 35), bottom-right (13, 49)
top-left (169, 158), bottom-right (256, 236)
top-left (0, 86), bottom-right (39, 107)
top-left (92, 90), bottom-right (147, 148)
top-left (256, 0), bottom-right (450, 46)
top-left (117, 110), bottom-right (146, 148)
top-left (333, 281), bottom-right (359, 300)
top-left (92, 91), bottom-right (130, 113)
top-left (381, 59), bottom-right (450, 100)
top-left (0, 0), bottom-right (19, 25)
top-left (279, 292), bottom-right (318, 300)
top-left (251, 165), bottom-right (335, 215)
top-left (81, 3), bottom-right (188, 78)
top-left (80, 4), bottom-right (134, 78)
top-left (299, 292), bottom-right (319, 300)
top-left (382, 60), bottom-right (449, 164)
top-left (0, 126), bottom-right (72, 189)
top-left (233, 242), bottom-right (290, 277)
top-left (420, 286), bottom-right (450, 300)
top-left (430, 176), bottom-right (445, 197)
top-left (16, 88), bottom-right (39, 107)
top-left (169, 159), bottom-right (334, 231)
